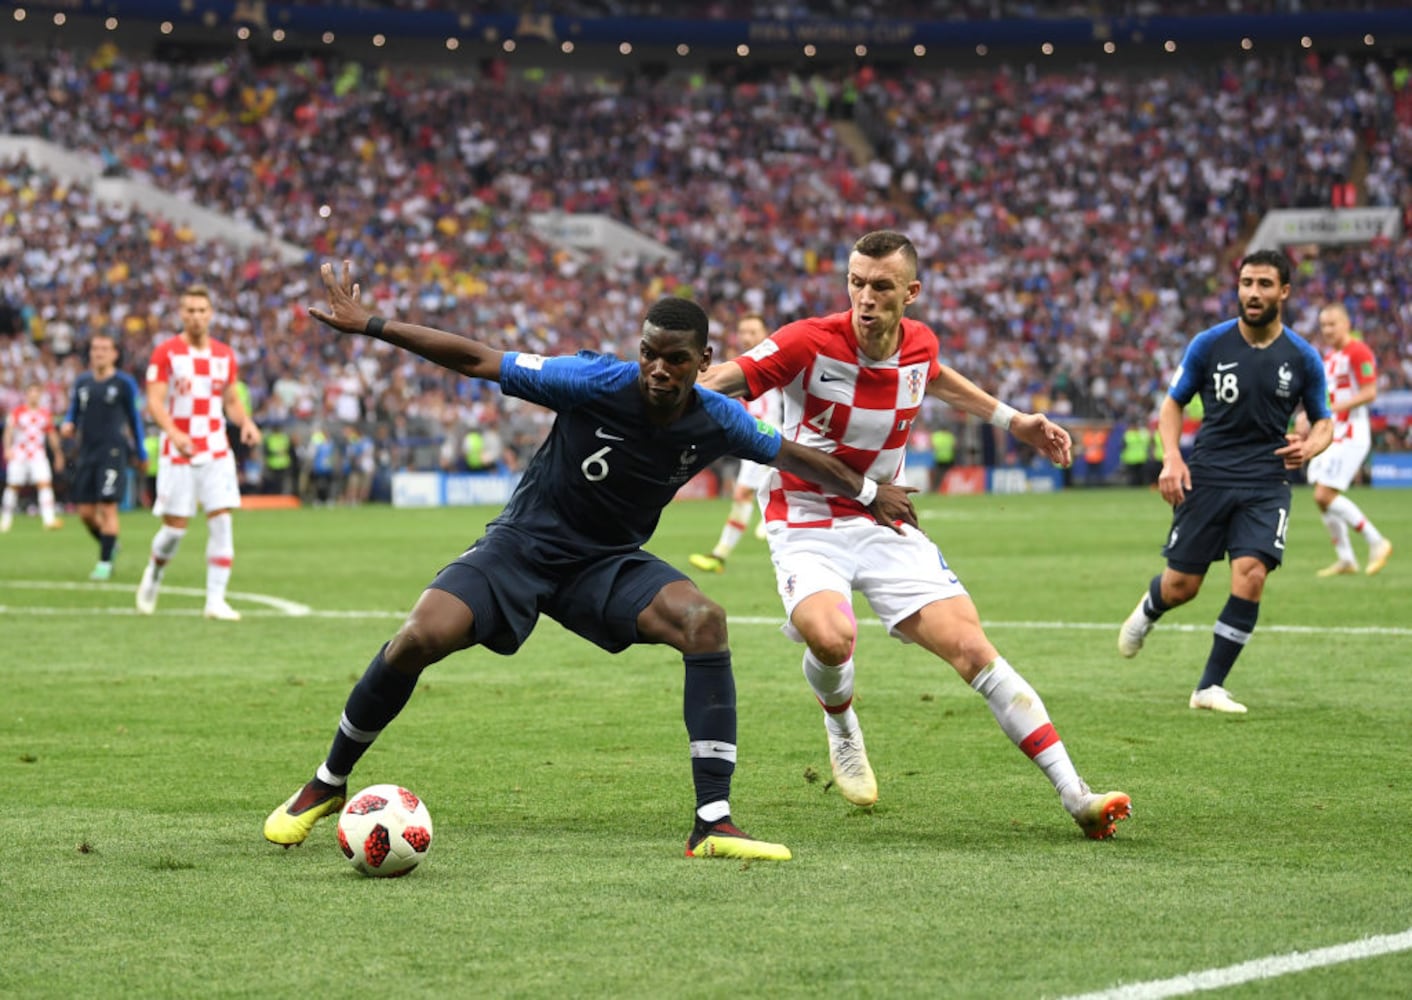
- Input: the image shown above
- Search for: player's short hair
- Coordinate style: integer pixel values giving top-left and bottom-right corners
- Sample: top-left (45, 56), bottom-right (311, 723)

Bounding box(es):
top-left (1238, 249), bottom-right (1291, 286)
top-left (644, 296), bottom-right (709, 350)
top-left (852, 230), bottom-right (919, 279)
top-left (181, 284), bottom-right (214, 303)
top-left (1319, 302), bottom-right (1350, 322)
top-left (87, 331), bottom-right (118, 358)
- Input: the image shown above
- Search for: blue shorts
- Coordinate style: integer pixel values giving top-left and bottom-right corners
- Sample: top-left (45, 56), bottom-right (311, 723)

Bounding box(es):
top-left (71, 447), bottom-right (128, 505)
top-left (1163, 481), bottom-right (1291, 575)
top-left (427, 527), bottom-right (688, 655)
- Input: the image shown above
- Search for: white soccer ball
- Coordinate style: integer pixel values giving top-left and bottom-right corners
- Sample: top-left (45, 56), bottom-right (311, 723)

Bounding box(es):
top-left (336, 784), bottom-right (433, 878)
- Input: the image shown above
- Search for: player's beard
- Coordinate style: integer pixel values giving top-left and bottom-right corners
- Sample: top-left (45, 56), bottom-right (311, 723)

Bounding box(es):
top-left (1244, 301), bottom-right (1280, 329)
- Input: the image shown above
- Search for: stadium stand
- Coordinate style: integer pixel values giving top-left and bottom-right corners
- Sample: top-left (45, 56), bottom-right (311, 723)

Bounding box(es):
top-left (2, 6), bottom-right (1409, 499)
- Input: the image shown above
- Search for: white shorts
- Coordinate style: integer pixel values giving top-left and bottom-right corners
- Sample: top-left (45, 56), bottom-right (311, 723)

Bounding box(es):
top-left (767, 520), bottom-right (968, 643)
top-left (5, 456), bottom-right (54, 486)
top-left (736, 458), bottom-right (771, 492)
top-left (1307, 434), bottom-right (1370, 492)
top-left (154, 454), bottom-right (242, 518)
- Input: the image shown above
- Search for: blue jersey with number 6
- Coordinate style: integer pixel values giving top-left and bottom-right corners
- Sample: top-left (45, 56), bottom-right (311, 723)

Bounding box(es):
top-left (494, 350), bottom-right (781, 558)
top-left (1167, 320), bottom-right (1329, 486)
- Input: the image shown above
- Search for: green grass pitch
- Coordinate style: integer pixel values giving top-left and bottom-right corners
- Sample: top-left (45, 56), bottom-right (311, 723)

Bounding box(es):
top-left (2, 486), bottom-right (1409, 997)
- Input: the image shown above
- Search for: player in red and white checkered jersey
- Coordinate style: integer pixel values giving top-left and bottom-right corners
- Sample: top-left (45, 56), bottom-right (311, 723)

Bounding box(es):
top-left (1307, 303), bottom-right (1392, 576)
top-left (688, 313), bottom-right (786, 574)
top-left (701, 230), bottom-right (1131, 840)
top-left (136, 285), bottom-right (263, 621)
top-left (2, 383), bottom-right (65, 531)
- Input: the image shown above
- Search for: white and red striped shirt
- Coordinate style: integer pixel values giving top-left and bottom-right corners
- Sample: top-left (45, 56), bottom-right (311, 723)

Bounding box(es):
top-left (1324, 338), bottom-right (1377, 444)
top-left (5, 404), bottom-right (54, 462)
top-left (146, 336), bottom-right (238, 465)
top-left (736, 311), bottom-right (939, 528)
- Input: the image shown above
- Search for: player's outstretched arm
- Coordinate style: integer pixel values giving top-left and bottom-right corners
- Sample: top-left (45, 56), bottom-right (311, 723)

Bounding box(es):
top-left (309, 260), bottom-right (505, 381)
top-left (698, 361), bottom-right (748, 398)
top-left (773, 440), bottom-right (918, 531)
top-left (925, 364), bottom-right (1070, 466)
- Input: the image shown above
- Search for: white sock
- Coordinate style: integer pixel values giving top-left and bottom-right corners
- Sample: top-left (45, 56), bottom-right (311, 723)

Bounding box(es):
top-left (804, 648), bottom-right (856, 715)
top-left (696, 800), bottom-right (730, 823)
top-left (206, 512), bottom-right (234, 604)
top-left (712, 499), bottom-right (754, 559)
top-left (1322, 511), bottom-right (1356, 564)
top-left (0, 487), bottom-right (15, 527)
top-left (970, 657), bottom-right (1081, 799)
top-left (150, 524), bottom-right (187, 575)
top-left (1328, 494), bottom-right (1383, 547)
top-left (38, 486), bottom-right (57, 526)
top-left (315, 762), bottom-right (348, 787)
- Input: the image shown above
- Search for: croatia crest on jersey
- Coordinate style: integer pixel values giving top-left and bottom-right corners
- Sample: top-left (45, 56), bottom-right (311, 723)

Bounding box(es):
top-left (906, 368), bottom-right (925, 402)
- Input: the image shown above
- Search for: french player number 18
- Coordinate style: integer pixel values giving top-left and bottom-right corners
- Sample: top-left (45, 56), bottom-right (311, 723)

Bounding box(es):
top-left (581, 446), bottom-right (612, 482)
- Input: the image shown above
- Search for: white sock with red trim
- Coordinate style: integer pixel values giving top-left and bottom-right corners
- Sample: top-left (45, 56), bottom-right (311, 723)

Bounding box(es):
top-left (970, 657), bottom-right (1081, 799)
top-left (205, 512), bottom-right (234, 605)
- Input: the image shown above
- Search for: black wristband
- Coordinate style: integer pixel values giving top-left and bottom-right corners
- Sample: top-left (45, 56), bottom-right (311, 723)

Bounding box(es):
top-left (366, 315), bottom-right (386, 337)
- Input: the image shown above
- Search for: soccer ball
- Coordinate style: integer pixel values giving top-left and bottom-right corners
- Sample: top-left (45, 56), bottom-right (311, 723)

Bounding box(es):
top-left (336, 784), bottom-right (433, 878)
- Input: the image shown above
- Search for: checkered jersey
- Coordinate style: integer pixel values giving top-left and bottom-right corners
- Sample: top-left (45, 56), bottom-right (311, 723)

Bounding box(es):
top-left (736, 311), bottom-right (939, 528)
top-left (6, 405), bottom-right (53, 461)
top-left (743, 386), bottom-right (784, 429)
top-left (146, 336), bottom-right (238, 465)
top-left (1324, 339), bottom-right (1376, 443)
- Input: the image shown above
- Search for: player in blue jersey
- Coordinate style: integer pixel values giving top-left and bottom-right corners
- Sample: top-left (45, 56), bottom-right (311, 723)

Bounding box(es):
top-left (264, 261), bottom-right (917, 861)
top-left (1118, 250), bottom-right (1333, 713)
top-left (61, 333), bottom-right (148, 581)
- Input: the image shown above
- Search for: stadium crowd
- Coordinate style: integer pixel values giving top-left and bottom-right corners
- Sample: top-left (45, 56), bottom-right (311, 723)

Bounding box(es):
top-left (3, 37), bottom-right (1410, 502)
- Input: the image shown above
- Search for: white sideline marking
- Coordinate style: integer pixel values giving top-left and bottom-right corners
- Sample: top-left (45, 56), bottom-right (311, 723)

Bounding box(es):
top-left (1055, 927), bottom-right (1412, 999)
top-left (0, 579), bottom-right (311, 616)
top-left (0, 582), bottom-right (1408, 635)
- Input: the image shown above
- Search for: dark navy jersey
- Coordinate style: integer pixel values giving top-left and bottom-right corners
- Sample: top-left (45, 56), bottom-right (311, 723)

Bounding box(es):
top-left (65, 370), bottom-right (147, 461)
top-left (1168, 319), bottom-right (1330, 485)
top-left (493, 350), bottom-right (782, 559)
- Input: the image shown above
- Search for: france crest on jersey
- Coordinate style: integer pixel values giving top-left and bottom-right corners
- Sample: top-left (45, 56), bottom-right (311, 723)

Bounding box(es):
top-left (494, 351), bottom-right (782, 557)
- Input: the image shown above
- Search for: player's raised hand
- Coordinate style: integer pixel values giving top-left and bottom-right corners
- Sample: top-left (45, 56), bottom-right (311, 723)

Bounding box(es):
top-left (309, 260), bottom-right (373, 335)
top-left (1011, 412), bottom-right (1072, 468)
top-left (870, 484), bottom-right (920, 532)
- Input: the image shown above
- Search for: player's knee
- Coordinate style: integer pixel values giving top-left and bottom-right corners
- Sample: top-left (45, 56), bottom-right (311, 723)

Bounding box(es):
top-left (806, 627), bottom-right (856, 666)
top-left (386, 619), bottom-right (456, 674)
top-left (677, 597), bottom-right (729, 652)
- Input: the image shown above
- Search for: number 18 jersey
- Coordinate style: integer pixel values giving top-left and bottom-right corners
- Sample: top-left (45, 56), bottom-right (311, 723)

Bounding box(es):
top-left (1167, 319), bottom-right (1330, 486)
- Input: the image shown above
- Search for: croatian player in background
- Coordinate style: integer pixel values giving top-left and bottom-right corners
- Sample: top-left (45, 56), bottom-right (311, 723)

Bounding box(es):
top-left (1306, 303), bottom-right (1392, 577)
top-left (700, 230), bottom-right (1131, 840)
top-left (689, 312), bottom-right (785, 574)
top-left (2, 382), bottom-right (64, 532)
top-left (137, 285), bottom-right (262, 621)
top-left (62, 333), bottom-right (147, 581)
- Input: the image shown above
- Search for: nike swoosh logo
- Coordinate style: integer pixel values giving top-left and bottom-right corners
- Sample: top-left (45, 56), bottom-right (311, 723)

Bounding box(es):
top-left (1216, 362), bottom-right (1239, 371)
top-left (595, 427), bottom-right (625, 441)
top-left (819, 372), bottom-right (841, 382)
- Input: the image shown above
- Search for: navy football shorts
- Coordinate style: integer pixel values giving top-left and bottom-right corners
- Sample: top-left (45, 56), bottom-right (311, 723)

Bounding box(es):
top-left (1162, 481), bottom-right (1292, 574)
top-left (427, 527), bottom-right (689, 655)
top-left (70, 447), bottom-right (128, 505)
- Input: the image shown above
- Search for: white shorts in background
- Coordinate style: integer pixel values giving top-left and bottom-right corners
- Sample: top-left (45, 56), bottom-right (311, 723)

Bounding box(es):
top-left (4, 456), bottom-right (54, 487)
top-left (1307, 434), bottom-right (1371, 493)
top-left (154, 454), bottom-right (242, 518)
top-left (767, 520), bottom-right (968, 643)
top-left (736, 458), bottom-right (771, 492)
